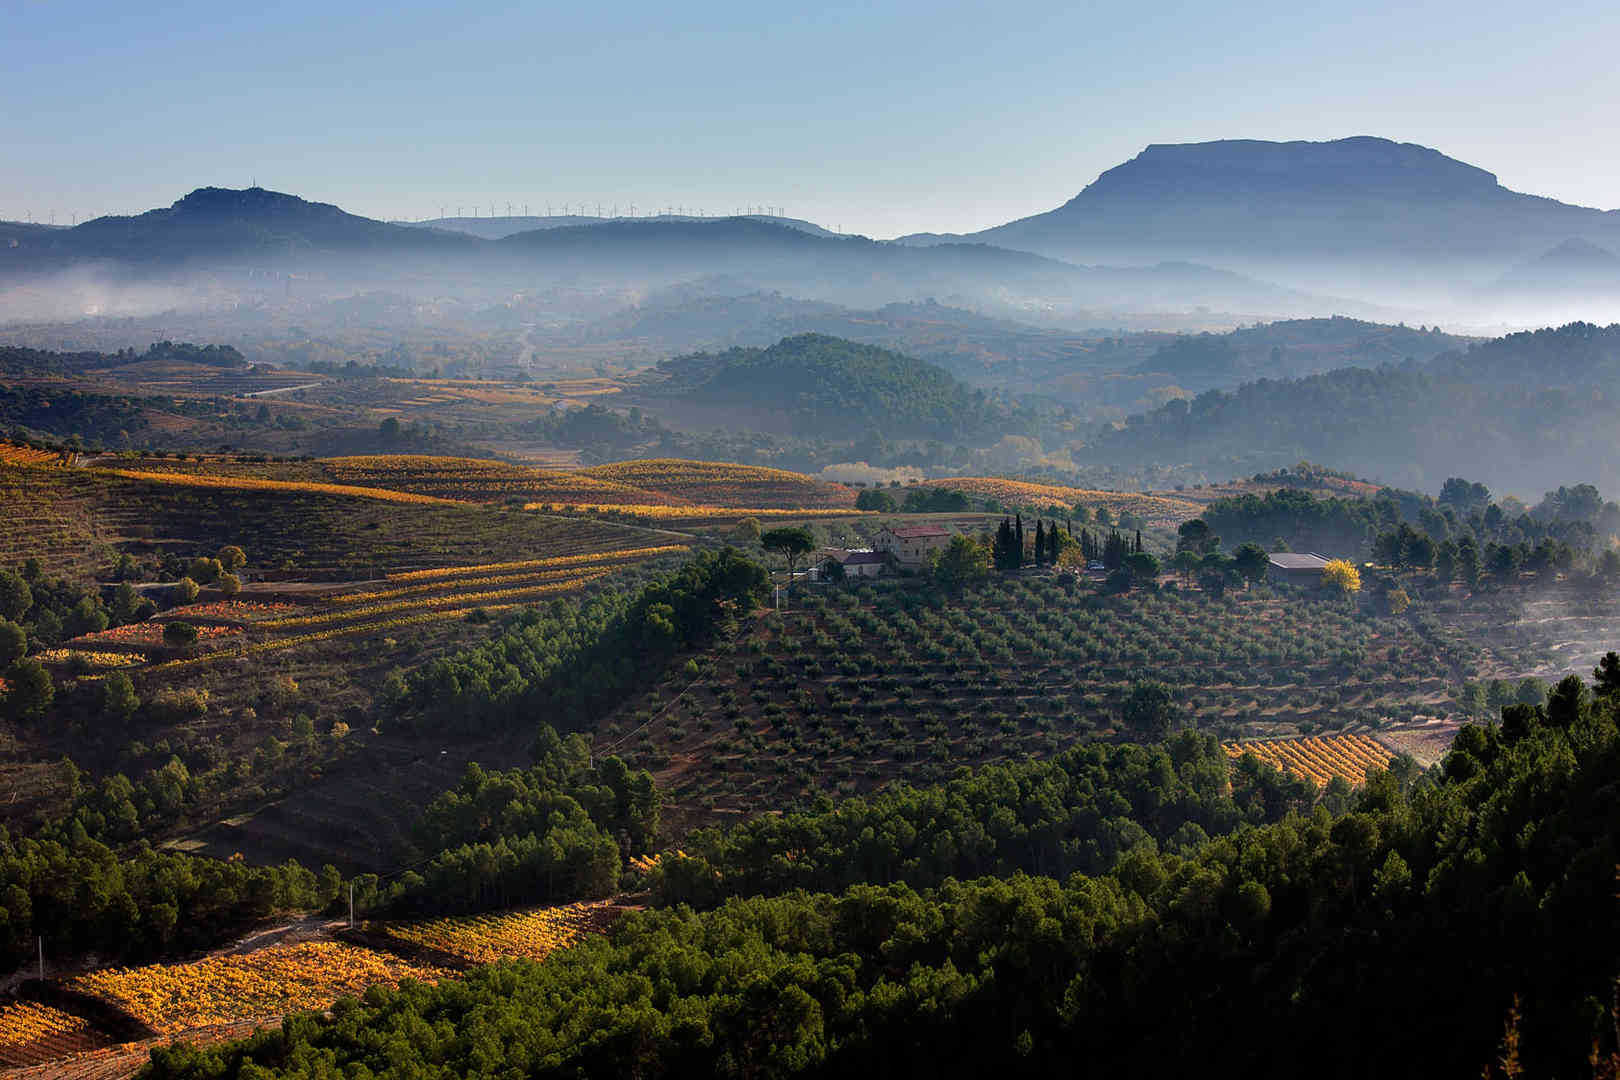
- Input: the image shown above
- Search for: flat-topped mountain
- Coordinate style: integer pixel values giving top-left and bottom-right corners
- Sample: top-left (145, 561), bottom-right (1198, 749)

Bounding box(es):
top-left (901, 137), bottom-right (1620, 305)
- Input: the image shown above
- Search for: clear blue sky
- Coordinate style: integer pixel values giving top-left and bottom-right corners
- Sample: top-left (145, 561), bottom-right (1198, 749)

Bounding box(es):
top-left (4, 0), bottom-right (1619, 236)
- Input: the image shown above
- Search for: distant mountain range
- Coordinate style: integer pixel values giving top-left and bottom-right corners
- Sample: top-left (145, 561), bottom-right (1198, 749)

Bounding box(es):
top-left (0, 186), bottom-right (1359, 323)
top-left (6, 137), bottom-right (1620, 323)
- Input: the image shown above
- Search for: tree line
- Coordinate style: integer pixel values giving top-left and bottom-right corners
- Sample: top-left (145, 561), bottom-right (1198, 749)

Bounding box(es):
top-left (391, 547), bottom-right (769, 733)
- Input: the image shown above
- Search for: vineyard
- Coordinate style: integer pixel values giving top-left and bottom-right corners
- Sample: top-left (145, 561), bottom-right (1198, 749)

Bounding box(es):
top-left (97, 543), bottom-right (691, 675)
top-left (86, 454), bottom-right (861, 519)
top-left (523, 502), bottom-right (860, 526)
top-left (919, 477), bottom-right (1204, 528)
top-left (0, 997), bottom-right (117, 1069)
top-left (0, 1001), bottom-right (89, 1049)
top-left (96, 467), bottom-right (463, 507)
top-left (0, 466), bottom-right (670, 580)
top-left (580, 459), bottom-right (859, 509)
top-left (67, 941), bottom-right (451, 1035)
top-left (0, 441), bottom-right (70, 467)
top-left (1222, 733), bottom-right (1396, 786)
top-left (604, 575), bottom-right (1471, 815)
top-left (374, 901), bottom-right (622, 965)
top-left (324, 456), bottom-right (649, 503)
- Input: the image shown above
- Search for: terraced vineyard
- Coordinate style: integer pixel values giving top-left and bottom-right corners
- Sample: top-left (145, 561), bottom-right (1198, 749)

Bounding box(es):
top-left (1222, 733), bottom-right (1396, 786)
top-left (605, 575), bottom-right (1471, 815)
top-left (0, 464), bottom-right (676, 578)
top-left (85, 454), bottom-right (860, 516)
top-left (373, 901), bottom-right (622, 965)
top-left (0, 441), bottom-right (71, 467)
top-left (581, 459), bottom-right (859, 509)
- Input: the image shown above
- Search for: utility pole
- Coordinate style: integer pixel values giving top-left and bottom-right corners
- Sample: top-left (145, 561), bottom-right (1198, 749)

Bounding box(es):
top-left (38, 936), bottom-right (44, 982)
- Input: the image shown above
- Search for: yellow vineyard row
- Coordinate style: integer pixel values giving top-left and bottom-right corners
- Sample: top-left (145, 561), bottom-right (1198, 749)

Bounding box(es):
top-left (0, 1000), bottom-right (90, 1048)
top-left (100, 469), bottom-right (465, 506)
top-left (0, 443), bottom-right (67, 467)
top-left (386, 544), bottom-right (690, 583)
top-left (332, 547), bottom-right (676, 605)
top-left (525, 502), bottom-right (861, 521)
top-left (258, 573), bottom-right (610, 630)
top-left (1223, 734), bottom-right (1395, 786)
top-left (377, 901), bottom-right (617, 965)
top-left (147, 601), bottom-right (530, 671)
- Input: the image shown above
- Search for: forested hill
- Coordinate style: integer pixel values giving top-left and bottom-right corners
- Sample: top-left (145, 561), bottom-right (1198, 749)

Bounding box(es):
top-left (1091, 321), bottom-right (1620, 494)
top-left (1138, 316), bottom-right (1469, 392)
top-left (642, 333), bottom-right (999, 439)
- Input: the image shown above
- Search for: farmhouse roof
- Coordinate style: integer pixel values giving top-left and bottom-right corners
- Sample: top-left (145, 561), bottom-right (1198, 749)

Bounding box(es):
top-left (883, 525), bottom-right (949, 539)
top-left (1268, 552), bottom-right (1332, 570)
top-left (841, 551), bottom-right (887, 566)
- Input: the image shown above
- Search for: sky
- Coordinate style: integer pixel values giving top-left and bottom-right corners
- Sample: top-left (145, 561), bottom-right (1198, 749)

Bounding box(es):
top-left (4, 0), bottom-right (1620, 238)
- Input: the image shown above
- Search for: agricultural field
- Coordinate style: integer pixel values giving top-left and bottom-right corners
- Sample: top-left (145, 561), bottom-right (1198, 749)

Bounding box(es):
top-left (1222, 733), bottom-right (1396, 787)
top-left (0, 1001), bottom-right (93, 1065)
top-left (1424, 585), bottom-right (1620, 682)
top-left (77, 454), bottom-right (862, 521)
top-left (373, 901), bottom-right (622, 965)
top-left (918, 477), bottom-right (1203, 528)
top-left (0, 441), bottom-right (74, 467)
top-left (298, 375), bottom-right (624, 423)
top-left (0, 463), bottom-right (680, 579)
top-left (601, 574), bottom-right (1474, 819)
top-left (67, 941), bottom-right (451, 1035)
top-left (581, 459), bottom-right (859, 509)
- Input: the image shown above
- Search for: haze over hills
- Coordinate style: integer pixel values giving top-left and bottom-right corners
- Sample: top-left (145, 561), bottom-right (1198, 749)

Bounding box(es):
top-left (899, 137), bottom-right (1620, 317)
top-left (402, 212), bottom-right (838, 241)
top-left (8, 137), bottom-right (1620, 335)
top-left (0, 186), bottom-right (1359, 326)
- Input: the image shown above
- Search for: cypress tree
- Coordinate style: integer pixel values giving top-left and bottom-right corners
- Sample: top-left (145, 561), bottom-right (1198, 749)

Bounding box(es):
top-left (1034, 521), bottom-right (1046, 565)
top-left (1014, 515), bottom-right (1025, 568)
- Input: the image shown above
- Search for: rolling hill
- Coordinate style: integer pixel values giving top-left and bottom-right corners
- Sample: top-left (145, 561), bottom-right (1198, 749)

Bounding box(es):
top-left (1088, 320), bottom-right (1620, 493)
top-left (636, 333), bottom-right (997, 439)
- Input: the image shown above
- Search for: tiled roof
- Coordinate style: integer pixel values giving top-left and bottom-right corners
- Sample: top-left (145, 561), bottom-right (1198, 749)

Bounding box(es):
top-left (884, 525), bottom-right (950, 539)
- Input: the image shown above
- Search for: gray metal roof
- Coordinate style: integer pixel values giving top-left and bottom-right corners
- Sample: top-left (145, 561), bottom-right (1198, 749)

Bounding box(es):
top-left (1268, 552), bottom-right (1332, 570)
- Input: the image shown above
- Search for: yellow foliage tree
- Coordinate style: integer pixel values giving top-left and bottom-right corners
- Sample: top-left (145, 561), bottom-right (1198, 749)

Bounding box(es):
top-left (1387, 587), bottom-right (1410, 614)
top-left (1322, 559), bottom-right (1362, 597)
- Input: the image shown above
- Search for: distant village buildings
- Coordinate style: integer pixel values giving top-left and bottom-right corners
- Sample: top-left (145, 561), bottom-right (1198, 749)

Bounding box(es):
top-left (818, 549), bottom-right (887, 579)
